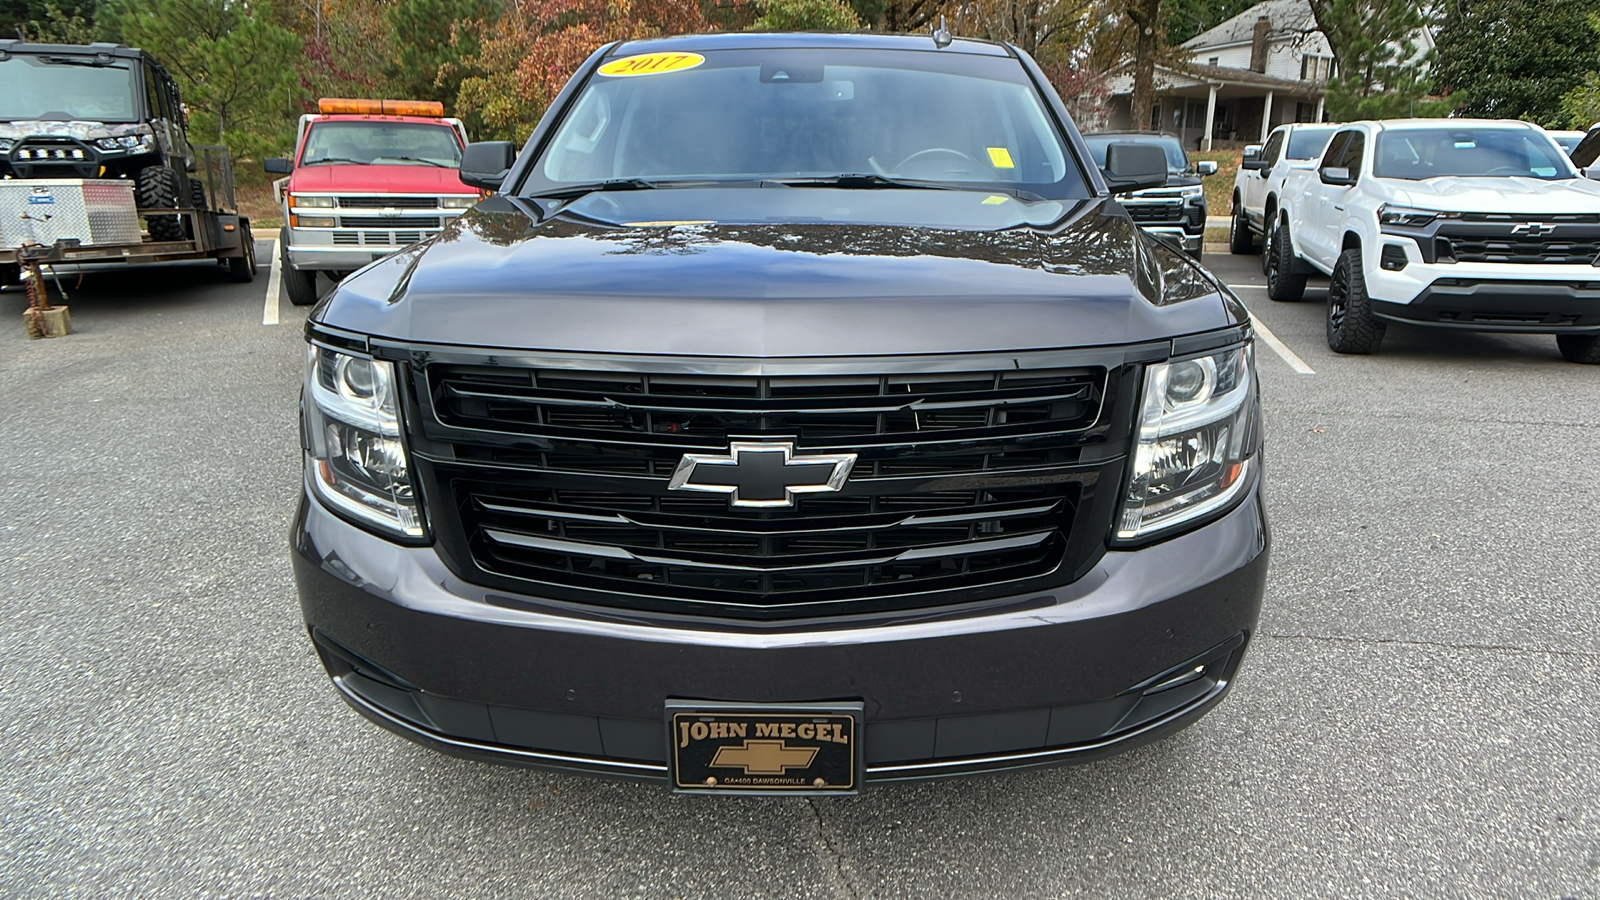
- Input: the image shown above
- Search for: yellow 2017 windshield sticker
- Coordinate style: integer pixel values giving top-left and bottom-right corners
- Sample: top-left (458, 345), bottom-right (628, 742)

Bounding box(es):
top-left (598, 52), bottom-right (706, 77)
top-left (987, 147), bottom-right (1016, 169)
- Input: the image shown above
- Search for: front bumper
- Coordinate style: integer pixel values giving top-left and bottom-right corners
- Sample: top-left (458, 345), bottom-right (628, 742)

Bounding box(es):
top-left (1139, 225), bottom-right (1203, 253)
top-left (1367, 250), bottom-right (1600, 333)
top-left (283, 224), bottom-right (446, 272)
top-left (293, 479), bottom-right (1269, 784)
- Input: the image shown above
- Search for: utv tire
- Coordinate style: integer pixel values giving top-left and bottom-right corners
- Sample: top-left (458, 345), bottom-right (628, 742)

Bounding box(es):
top-left (280, 226), bottom-right (320, 306)
top-left (1326, 248), bottom-right (1386, 354)
top-left (137, 166), bottom-right (184, 242)
top-left (1556, 334), bottom-right (1600, 364)
top-left (228, 220), bottom-right (257, 283)
top-left (189, 178), bottom-right (208, 211)
top-left (1266, 220), bottom-right (1307, 302)
top-left (1228, 200), bottom-right (1254, 254)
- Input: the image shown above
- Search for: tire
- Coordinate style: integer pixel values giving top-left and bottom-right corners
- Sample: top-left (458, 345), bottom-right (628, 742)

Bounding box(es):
top-left (1325, 248), bottom-right (1386, 354)
top-left (280, 226), bottom-right (320, 306)
top-left (1556, 334), bottom-right (1600, 364)
top-left (1266, 220), bottom-right (1307, 302)
top-left (137, 166), bottom-right (184, 241)
top-left (1228, 199), bottom-right (1254, 254)
top-left (1260, 205), bottom-right (1276, 275)
top-left (189, 178), bottom-right (208, 211)
top-left (228, 220), bottom-right (257, 283)
top-left (0, 262), bottom-right (19, 289)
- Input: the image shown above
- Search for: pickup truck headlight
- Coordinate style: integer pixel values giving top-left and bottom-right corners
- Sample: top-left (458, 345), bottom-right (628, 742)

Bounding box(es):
top-left (303, 345), bottom-right (424, 538)
top-left (441, 196), bottom-right (477, 209)
top-left (1378, 205), bottom-right (1459, 228)
top-left (1117, 344), bottom-right (1258, 541)
top-left (289, 195), bottom-right (336, 209)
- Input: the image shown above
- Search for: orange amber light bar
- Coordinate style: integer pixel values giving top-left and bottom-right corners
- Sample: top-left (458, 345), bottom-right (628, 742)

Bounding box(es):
top-left (317, 98), bottom-right (445, 117)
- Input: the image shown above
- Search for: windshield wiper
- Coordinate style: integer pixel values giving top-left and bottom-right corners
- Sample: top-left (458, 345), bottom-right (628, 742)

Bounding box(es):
top-left (527, 178), bottom-right (744, 200)
top-left (301, 157), bottom-right (365, 166)
top-left (381, 156), bottom-right (451, 168)
top-left (776, 174), bottom-right (1047, 201)
top-left (38, 55), bottom-right (126, 68)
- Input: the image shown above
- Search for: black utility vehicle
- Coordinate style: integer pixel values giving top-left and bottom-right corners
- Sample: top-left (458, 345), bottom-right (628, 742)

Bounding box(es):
top-left (293, 33), bottom-right (1269, 794)
top-left (0, 40), bottom-right (201, 241)
top-left (1084, 131), bottom-right (1216, 258)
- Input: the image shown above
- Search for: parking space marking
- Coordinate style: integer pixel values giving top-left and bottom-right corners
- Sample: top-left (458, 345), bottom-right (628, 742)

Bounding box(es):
top-left (1248, 312), bottom-right (1315, 375)
top-left (263, 239), bottom-right (281, 326)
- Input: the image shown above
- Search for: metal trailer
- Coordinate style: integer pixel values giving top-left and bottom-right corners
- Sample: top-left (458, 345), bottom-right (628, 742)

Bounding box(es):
top-left (0, 145), bottom-right (257, 289)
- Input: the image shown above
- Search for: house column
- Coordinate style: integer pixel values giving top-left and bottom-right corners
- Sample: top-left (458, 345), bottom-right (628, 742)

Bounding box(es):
top-left (1202, 84), bottom-right (1218, 151)
top-left (1260, 91), bottom-right (1274, 142)
top-left (1314, 94), bottom-right (1325, 123)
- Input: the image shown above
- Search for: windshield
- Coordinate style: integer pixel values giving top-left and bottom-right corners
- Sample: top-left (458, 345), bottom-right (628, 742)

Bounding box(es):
top-left (1373, 128), bottom-right (1575, 180)
top-left (1082, 134), bottom-right (1189, 173)
top-left (529, 47), bottom-right (1084, 198)
top-left (1549, 133), bottom-right (1583, 154)
top-left (300, 121), bottom-right (463, 167)
top-left (0, 55), bottom-right (136, 122)
top-left (1285, 127), bottom-right (1336, 160)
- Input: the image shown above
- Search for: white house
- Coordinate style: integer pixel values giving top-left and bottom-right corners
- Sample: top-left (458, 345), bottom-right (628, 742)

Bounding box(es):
top-left (1101, 0), bottom-right (1434, 150)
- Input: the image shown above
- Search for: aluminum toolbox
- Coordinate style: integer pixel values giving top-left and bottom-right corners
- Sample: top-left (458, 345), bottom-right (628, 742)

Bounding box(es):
top-left (0, 179), bottom-right (142, 250)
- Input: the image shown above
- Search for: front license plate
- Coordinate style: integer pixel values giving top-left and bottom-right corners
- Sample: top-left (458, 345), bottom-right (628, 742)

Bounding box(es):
top-left (666, 700), bottom-right (863, 795)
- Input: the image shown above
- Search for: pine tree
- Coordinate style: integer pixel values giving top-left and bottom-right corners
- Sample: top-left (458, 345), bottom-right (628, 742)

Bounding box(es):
top-left (1306, 0), bottom-right (1433, 120)
top-left (1435, 0), bottom-right (1598, 127)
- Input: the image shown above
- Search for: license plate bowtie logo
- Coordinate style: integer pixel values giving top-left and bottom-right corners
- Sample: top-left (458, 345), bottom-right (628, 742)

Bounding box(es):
top-left (668, 441), bottom-right (856, 508)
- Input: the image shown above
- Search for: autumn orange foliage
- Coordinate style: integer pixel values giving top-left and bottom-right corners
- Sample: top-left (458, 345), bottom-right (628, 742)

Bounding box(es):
top-left (453, 0), bottom-right (722, 139)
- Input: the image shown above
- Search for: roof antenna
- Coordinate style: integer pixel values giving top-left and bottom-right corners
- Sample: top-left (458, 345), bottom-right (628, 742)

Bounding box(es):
top-left (932, 15), bottom-right (953, 48)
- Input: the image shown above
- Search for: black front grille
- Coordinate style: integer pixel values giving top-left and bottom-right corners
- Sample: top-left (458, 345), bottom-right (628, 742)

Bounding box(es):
top-left (338, 196), bottom-right (439, 209)
top-left (413, 359), bottom-right (1128, 620)
top-left (340, 215), bottom-right (442, 228)
top-left (1440, 234), bottom-right (1600, 265)
top-left (1126, 203), bottom-right (1181, 224)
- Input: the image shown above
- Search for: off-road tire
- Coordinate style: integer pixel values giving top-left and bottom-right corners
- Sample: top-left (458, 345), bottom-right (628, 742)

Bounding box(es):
top-left (1229, 199), bottom-right (1254, 254)
top-left (1260, 205), bottom-right (1276, 274)
top-left (137, 166), bottom-right (184, 242)
top-left (189, 178), bottom-right (208, 212)
top-left (1556, 334), bottom-right (1600, 364)
top-left (280, 226), bottom-right (320, 306)
top-left (228, 220), bottom-right (257, 283)
top-left (1326, 248), bottom-right (1386, 354)
top-left (1266, 220), bottom-right (1307, 302)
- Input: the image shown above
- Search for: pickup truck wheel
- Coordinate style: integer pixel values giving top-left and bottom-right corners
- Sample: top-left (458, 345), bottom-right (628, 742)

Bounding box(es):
top-left (1266, 221), bottom-right (1307, 302)
top-left (1326, 248), bottom-right (1386, 354)
top-left (279, 226), bottom-right (321, 306)
top-left (1555, 334), bottom-right (1600, 364)
top-left (137, 166), bottom-right (185, 242)
top-left (1228, 202), bottom-right (1254, 254)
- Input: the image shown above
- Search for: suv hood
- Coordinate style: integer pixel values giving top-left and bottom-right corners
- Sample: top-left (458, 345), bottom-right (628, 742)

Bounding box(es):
top-left (1383, 176), bottom-right (1600, 213)
top-left (286, 163), bottom-right (477, 195)
top-left (315, 188), bottom-right (1245, 357)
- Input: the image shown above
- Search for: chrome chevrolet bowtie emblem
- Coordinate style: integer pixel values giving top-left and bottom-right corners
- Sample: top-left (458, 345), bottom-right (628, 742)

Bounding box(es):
top-left (1512, 222), bottom-right (1554, 236)
top-left (668, 441), bottom-right (856, 508)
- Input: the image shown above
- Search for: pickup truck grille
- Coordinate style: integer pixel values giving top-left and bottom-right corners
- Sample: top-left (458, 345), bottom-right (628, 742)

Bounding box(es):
top-left (1439, 234), bottom-right (1600, 265)
top-left (412, 358), bottom-right (1128, 620)
top-left (337, 196), bottom-right (439, 209)
top-left (339, 215), bottom-right (443, 229)
top-left (1125, 203), bottom-right (1182, 224)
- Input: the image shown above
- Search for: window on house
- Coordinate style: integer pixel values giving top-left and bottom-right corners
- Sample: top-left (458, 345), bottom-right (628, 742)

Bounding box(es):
top-left (1208, 56), bottom-right (1219, 66)
top-left (1301, 55), bottom-right (1332, 82)
top-left (1150, 102), bottom-right (1161, 132)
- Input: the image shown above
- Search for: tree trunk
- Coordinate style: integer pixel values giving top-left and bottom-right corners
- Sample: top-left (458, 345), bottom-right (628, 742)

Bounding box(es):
top-left (1127, 0), bottom-right (1163, 131)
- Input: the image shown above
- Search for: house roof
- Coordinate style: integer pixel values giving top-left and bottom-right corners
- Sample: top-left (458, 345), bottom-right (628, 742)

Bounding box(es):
top-left (1182, 0), bottom-right (1317, 50)
top-left (1106, 59), bottom-right (1321, 95)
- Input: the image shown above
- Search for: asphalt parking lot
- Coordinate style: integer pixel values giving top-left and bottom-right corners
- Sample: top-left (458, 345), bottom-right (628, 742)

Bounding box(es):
top-left (2, 242), bottom-right (1598, 899)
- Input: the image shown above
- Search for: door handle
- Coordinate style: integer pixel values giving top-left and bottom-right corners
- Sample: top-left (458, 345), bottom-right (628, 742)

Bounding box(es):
top-left (1333, 205), bottom-right (1344, 211)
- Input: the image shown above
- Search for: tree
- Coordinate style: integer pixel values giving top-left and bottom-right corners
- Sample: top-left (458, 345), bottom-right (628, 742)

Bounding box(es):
top-left (1434, 0), bottom-right (1596, 127)
top-left (104, 0), bottom-right (304, 158)
top-left (750, 0), bottom-right (861, 30)
top-left (1162, 0), bottom-right (1251, 46)
top-left (1306, 0), bottom-right (1433, 120)
top-left (386, 0), bottom-right (502, 110)
top-left (944, 0), bottom-right (1095, 58)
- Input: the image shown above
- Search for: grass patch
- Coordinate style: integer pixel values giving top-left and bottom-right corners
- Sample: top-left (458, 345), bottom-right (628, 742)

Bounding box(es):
top-left (1193, 149), bottom-right (1241, 216)
top-left (236, 179), bottom-right (282, 231)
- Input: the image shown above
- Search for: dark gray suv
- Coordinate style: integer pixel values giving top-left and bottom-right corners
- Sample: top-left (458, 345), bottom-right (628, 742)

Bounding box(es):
top-left (293, 33), bottom-right (1269, 795)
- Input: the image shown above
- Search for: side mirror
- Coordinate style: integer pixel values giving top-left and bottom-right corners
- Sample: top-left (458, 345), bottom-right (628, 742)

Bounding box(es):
top-left (460, 141), bottom-right (516, 190)
top-left (1569, 125), bottom-right (1600, 170)
top-left (263, 157), bottom-right (292, 175)
top-left (1319, 165), bottom-right (1357, 186)
top-left (1240, 144), bottom-right (1265, 171)
top-left (1196, 160), bottom-right (1218, 176)
top-left (1102, 142), bottom-right (1168, 194)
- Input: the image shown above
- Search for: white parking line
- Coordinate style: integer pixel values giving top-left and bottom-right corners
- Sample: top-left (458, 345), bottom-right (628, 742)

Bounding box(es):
top-left (1225, 285), bottom-right (1317, 375)
top-left (262, 239), bottom-right (281, 326)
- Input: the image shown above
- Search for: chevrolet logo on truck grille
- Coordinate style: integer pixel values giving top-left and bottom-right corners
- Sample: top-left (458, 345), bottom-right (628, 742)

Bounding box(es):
top-left (667, 441), bottom-right (856, 509)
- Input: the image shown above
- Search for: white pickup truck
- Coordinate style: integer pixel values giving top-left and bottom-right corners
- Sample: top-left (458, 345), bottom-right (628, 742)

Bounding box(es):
top-left (1270, 118), bottom-right (1600, 364)
top-left (1228, 123), bottom-right (1337, 267)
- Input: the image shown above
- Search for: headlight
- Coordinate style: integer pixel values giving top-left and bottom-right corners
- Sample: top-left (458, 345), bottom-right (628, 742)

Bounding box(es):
top-left (291, 214), bottom-right (337, 228)
top-left (97, 138), bottom-right (120, 150)
top-left (0, 139), bottom-right (11, 153)
top-left (1117, 344), bottom-right (1259, 541)
top-left (1180, 185), bottom-right (1205, 202)
top-left (303, 345), bottom-right (424, 538)
top-left (289, 195), bottom-right (336, 208)
top-left (1378, 205), bottom-right (1459, 228)
top-left (441, 196), bottom-right (477, 209)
